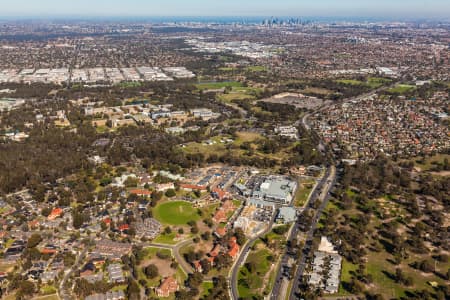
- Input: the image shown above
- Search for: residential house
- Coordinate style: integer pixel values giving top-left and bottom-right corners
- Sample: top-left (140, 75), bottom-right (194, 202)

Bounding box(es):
top-left (156, 276), bottom-right (179, 298)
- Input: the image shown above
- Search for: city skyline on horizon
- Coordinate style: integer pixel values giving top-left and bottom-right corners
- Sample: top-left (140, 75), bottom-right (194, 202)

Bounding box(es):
top-left (1, 0), bottom-right (449, 20)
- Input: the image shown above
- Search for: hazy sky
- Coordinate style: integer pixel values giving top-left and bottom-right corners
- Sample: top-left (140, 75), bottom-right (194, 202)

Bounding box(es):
top-left (1, 0), bottom-right (449, 19)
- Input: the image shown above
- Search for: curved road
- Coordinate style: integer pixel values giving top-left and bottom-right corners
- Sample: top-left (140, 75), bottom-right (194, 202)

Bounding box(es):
top-left (58, 248), bottom-right (88, 300)
top-left (229, 213), bottom-right (276, 300)
top-left (142, 238), bottom-right (195, 275)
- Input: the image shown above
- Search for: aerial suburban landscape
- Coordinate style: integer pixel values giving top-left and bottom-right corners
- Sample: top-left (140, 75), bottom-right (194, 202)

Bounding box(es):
top-left (0, 1), bottom-right (448, 300)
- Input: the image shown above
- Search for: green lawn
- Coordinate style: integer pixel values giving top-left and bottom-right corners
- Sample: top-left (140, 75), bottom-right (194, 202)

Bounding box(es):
top-left (40, 285), bottom-right (57, 295)
top-left (364, 252), bottom-right (408, 299)
top-left (116, 81), bottom-right (143, 88)
top-left (294, 180), bottom-right (315, 207)
top-left (95, 125), bottom-right (110, 133)
top-left (234, 131), bottom-right (263, 145)
top-left (218, 92), bottom-right (255, 102)
top-left (182, 142), bottom-right (227, 157)
top-left (264, 226), bottom-right (289, 245)
top-left (32, 295), bottom-right (59, 300)
top-left (217, 86), bottom-right (262, 103)
top-left (153, 233), bottom-right (178, 245)
top-left (196, 81), bottom-right (243, 90)
top-left (110, 284), bottom-right (127, 292)
top-left (142, 247), bottom-right (173, 259)
top-left (182, 135), bottom-right (230, 157)
top-left (182, 131), bottom-right (293, 166)
top-left (153, 201), bottom-right (200, 226)
top-left (367, 77), bottom-right (392, 88)
top-left (388, 84), bottom-right (416, 94)
top-left (338, 259), bottom-right (358, 295)
top-left (336, 77), bottom-right (391, 89)
top-left (176, 265), bottom-right (188, 283)
top-left (237, 248), bottom-right (274, 298)
top-left (246, 66), bottom-right (267, 72)
top-left (232, 199), bottom-right (242, 208)
top-left (4, 238), bottom-right (15, 249)
top-left (200, 281), bottom-right (214, 298)
top-left (336, 79), bottom-right (365, 85)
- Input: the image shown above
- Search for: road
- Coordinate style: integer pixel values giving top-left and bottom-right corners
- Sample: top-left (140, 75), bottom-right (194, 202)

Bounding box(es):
top-left (229, 212), bottom-right (277, 300)
top-left (142, 238), bottom-right (195, 275)
top-left (58, 248), bottom-right (88, 300)
top-left (270, 166), bottom-right (336, 300)
top-left (288, 165), bottom-right (336, 300)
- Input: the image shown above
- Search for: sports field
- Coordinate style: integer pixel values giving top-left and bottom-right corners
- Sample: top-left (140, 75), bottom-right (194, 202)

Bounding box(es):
top-left (153, 201), bottom-right (200, 225)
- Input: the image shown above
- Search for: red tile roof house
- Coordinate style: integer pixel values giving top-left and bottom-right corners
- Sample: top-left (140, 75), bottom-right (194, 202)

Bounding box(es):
top-left (47, 208), bottom-right (63, 220)
top-left (129, 189), bottom-right (152, 197)
top-left (156, 276), bottom-right (179, 298)
top-left (209, 244), bottom-right (221, 258)
top-left (207, 256), bottom-right (215, 266)
top-left (228, 237), bottom-right (240, 260)
top-left (118, 224), bottom-right (130, 235)
top-left (211, 188), bottom-right (230, 200)
top-left (193, 260), bottom-right (203, 273)
top-left (215, 227), bottom-right (227, 238)
top-left (118, 224), bottom-right (129, 231)
top-left (41, 247), bottom-right (58, 255)
top-left (212, 209), bottom-right (227, 223)
top-left (179, 184), bottom-right (207, 192)
top-left (222, 200), bottom-right (235, 211)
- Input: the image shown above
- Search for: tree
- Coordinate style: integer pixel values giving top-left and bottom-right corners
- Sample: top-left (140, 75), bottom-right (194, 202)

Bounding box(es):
top-left (170, 261), bottom-right (178, 269)
top-left (151, 191), bottom-right (163, 202)
top-left (73, 211), bottom-right (87, 229)
top-left (41, 207), bottom-right (52, 217)
top-left (126, 278), bottom-right (141, 300)
top-left (16, 280), bottom-right (35, 300)
top-left (245, 261), bottom-right (257, 273)
top-left (27, 234), bottom-right (42, 248)
top-left (64, 252), bottom-right (76, 267)
top-left (186, 272), bottom-right (203, 288)
top-left (201, 231), bottom-right (211, 241)
top-left (395, 268), bottom-right (405, 283)
top-left (156, 251), bottom-right (170, 260)
top-left (165, 189), bottom-right (176, 198)
top-left (204, 275), bottom-right (229, 300)
top-left (234, 228), bottom-right (246, 245)
top-left (273, 225), bottom-right (289, 235)
top-left (144, 264), bottom-right (159, 279)
top-left (191, 226), bottom-right (199, 234)
top-left (349, 278), bottom-right (364, 294)
top-left (124, 177), bottom-right (139, 188)
top-left (417, 259), bottom-right (434, 273)
top-left (200, 258), bottom-right (211, 274)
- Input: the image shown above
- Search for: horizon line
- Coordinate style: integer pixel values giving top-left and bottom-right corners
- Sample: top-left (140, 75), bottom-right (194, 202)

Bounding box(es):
top-left (0, 15), bottom-right (449, 22)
